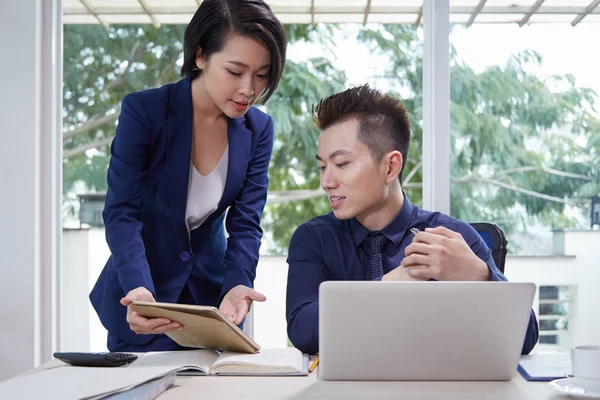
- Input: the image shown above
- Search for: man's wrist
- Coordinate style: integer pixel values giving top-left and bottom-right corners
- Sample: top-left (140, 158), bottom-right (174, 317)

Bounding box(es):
top-left (473, 259), bottom-right (491, 281)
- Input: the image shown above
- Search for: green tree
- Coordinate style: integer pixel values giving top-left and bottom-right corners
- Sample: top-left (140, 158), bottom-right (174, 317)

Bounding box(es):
top-left (63, 23), bottom-right (600, 254)
top-left (357, 25), bottom-right (600, 247)
top-left (62, 24), bottom-right (345, 242)
top-left (63, 24), bottom-right (185, 214)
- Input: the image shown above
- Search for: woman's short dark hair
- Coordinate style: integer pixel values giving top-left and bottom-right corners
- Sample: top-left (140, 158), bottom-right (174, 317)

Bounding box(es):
top-left (181, 0), bottom-right (287, 104)
top-left (313, 84), bottom-right (411, 181)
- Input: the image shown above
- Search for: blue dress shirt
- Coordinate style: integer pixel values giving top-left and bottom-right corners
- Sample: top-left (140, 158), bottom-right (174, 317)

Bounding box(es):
top-left (286, 196), bottom-right (539, 355)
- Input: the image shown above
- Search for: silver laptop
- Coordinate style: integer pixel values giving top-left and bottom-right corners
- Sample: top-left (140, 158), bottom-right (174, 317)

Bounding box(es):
top-left (318, 281), bottom-right (535, 381)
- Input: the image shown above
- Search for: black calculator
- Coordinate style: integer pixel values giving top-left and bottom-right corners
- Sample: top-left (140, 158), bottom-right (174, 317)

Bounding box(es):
top-left (53, 352), bottom-right (138, 367)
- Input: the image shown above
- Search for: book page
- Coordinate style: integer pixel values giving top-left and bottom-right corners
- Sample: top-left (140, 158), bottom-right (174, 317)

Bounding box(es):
top-left (130, 349), bottom-right (220, 375)
top-left (209, 347), bottom-right (304, 375)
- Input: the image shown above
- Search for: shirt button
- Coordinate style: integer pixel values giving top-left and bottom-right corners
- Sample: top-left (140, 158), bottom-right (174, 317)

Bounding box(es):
top-left (180, 251), bottom-right (191, 262)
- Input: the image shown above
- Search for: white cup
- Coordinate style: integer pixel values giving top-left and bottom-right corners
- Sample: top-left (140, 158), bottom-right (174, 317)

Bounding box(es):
top-left (571, 345), bottom-right (600, 380)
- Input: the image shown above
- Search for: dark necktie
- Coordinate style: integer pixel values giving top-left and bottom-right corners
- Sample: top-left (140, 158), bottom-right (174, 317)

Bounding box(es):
top-left (365, 233), bottom-right (387, 280)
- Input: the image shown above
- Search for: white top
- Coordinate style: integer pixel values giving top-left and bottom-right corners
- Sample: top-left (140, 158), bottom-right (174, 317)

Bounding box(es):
top-left (184, 146), bottom-right (228, 231)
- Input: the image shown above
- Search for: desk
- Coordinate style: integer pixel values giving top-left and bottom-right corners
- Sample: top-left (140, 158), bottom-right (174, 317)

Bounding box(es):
top-left (34, 359), bottom-right (563, 400)
top-left (160, 373), bottom-right (561, 400)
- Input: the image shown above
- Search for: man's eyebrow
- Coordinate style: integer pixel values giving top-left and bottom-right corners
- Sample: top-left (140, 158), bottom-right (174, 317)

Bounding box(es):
top-left (316, 149), bottom-right (351, 161)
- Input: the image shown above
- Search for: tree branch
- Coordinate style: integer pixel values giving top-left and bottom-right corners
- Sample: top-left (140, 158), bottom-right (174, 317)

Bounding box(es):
top-left (479, 178), bottom-right (575, 205)
top-left (62, 50), bottom-right (182, 148)
top-left (104, 40), bottom-right (143, 92)
top-left (155, 50), bottom-right (181, 87)
top-left (403, 160), bottom-right (422, 185)
top-left (492, 166), bottom-right (593, 181)
top-left (63, 136), bottom-right (113, 159)
top-left (267, 189), bottom-right (323, 204)
top-left (263, 169), bottom-right (588, 206)
top-left (63, 107), bottom-right (120, 140)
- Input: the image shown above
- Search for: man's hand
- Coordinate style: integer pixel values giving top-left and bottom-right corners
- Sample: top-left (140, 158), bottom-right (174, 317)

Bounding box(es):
top-left (401, 226), bottom-right (490, 281)
top-left (120, 286), bottom-right (183, 335)
top-left (219, 285), bottom-right (267, 325)
top-left (382, 265), bottom-right (427, 281)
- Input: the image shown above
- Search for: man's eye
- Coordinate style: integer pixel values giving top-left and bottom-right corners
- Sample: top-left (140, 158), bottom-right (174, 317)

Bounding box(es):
top-left (336, 162), bottom-right (349, 168)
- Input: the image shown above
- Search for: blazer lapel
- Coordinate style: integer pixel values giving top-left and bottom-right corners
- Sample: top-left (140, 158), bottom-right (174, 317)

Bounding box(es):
top-left (218, 117), bottom-right (252, 211)
top-left (162, 76), bottom-right (253, 235)
top-left (165, 77), bottom-right (193, 234)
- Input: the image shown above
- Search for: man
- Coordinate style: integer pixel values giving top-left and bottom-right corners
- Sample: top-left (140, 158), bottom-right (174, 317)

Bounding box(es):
top-left (285, 85), bottom-right (539, 355)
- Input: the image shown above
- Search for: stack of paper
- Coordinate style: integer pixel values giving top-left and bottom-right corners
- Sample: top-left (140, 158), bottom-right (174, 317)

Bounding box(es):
top-left (0, 365), bottom-right (178, 400)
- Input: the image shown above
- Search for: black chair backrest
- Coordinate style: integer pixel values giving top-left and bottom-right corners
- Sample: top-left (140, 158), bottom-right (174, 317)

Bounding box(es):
top-left (469, 222), bottom-right (508, 274)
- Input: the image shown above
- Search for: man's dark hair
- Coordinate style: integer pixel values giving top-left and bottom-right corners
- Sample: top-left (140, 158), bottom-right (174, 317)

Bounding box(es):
top-left (181, 0), bottom-right (287, 104)
top-left (313, 84), bottom-right (411, 181)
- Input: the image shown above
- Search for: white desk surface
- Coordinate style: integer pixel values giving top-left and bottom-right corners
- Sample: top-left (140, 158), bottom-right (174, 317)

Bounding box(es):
top-left (159, 372), bottom-right (562, 400)
top-left (33, 358), bottom-right (566, 400)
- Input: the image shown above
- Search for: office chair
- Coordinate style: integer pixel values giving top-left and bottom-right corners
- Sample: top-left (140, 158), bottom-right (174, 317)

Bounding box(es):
top-left (469, 222), bottom-right (508, 274)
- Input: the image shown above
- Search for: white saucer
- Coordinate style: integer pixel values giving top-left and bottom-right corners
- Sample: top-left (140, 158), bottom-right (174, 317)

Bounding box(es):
top-left (549, 378), bottom-right (600, 398)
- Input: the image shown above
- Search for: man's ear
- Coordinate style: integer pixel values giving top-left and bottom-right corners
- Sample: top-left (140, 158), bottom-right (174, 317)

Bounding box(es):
top-left (385, 151), bottom-right (403, 184)
top-left (195, 46), bottom-right (206, 70)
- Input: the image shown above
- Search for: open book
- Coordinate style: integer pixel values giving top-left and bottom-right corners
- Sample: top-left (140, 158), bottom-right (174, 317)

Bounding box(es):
top-left (130, 347), bottom-right (309, 376)
top-left (130, 301), bottom-right (260, 353)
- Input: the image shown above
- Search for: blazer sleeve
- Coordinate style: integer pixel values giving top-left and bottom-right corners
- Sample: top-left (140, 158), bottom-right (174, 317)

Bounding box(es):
top-left (219, 116), bottom-right (274, 299)
top-left (102, 93), bottom-right (156, 296)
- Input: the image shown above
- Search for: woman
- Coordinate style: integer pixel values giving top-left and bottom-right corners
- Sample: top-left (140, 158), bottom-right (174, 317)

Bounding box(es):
top-left (90, 0), bottom-right (287, 352)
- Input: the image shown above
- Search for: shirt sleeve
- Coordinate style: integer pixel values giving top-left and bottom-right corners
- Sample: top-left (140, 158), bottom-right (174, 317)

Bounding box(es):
top-left (286, 223), bottom-right (332, 355)
top-left (455, 221), bottom-right (539, 354)
top-left (455, 221), bottom-right (505, 282)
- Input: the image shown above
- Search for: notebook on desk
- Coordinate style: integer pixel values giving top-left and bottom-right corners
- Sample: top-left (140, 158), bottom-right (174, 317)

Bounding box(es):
top-left (517, 353), bottom-right (571, 381)
top-left (130, 347), bottom-right (309, 376)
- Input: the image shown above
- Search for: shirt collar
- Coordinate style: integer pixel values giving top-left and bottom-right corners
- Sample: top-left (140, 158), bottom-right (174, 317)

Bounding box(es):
top-left (349, 193), bottom-right (415, 247)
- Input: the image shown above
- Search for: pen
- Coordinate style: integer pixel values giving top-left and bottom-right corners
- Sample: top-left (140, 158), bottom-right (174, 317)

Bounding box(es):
top-left (410, 227), bottom-right (420, 236)
top-left (309, 356), bottom-right (319, 373)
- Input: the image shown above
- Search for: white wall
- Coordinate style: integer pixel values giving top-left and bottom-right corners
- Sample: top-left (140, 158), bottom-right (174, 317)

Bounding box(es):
top-left (505, 230), bottom-right (600, 348)
top-left (252, 257), bottom-right (289, 348)
top-left (63, 229), bottom-right (600, 354)
top-left (0, 0), bottom-right (62, 381)
top-left (562, 231), bottom-right (600, 347)
top-left (62, 231), bottom-right (289, 351)
top-left (62, 229), bottom-right (110, 352)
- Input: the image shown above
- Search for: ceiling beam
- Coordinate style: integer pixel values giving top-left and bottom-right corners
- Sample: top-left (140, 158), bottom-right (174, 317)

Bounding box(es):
top-left (519, 0), bottom-right (546, 27)
top-left (571, 0), bottom-right (600, 26)
top-left (138, 0), bottom-right (161, 28)
top-left (63, 4), bottom-right (600, 25)
top-left (415, 6), bottom-right (422, 26)
top-left (362, 0), bottom-right (372, 25)
top-left (63, 5), bottom-right (600, 17)
top-left (78, 0), bottom-right (107, 27)
top-left (466, 0), bottom-right (487, 27)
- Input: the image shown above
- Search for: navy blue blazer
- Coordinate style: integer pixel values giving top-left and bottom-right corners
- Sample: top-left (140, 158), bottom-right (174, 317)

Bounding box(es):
top-left (90, 76), bottom-right (274, 348)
